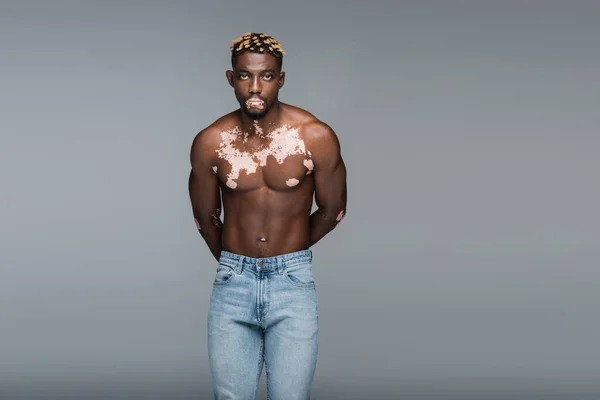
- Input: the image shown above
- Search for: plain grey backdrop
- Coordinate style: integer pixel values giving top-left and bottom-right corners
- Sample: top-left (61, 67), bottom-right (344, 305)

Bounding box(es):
top-left (1, 1), bottom-right (599, 399)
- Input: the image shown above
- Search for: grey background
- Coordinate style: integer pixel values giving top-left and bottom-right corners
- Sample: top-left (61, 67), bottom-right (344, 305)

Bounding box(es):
top-left (1, 1), bottom-right (599, 399)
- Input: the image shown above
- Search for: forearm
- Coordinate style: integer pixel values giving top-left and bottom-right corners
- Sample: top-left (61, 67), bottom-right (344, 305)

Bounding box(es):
top-left (308, 207), bottom-right (345, 247)
top-left (195, 216), bottom-right (223, 261)
top-left (188, 167), bottom-right (223, 261)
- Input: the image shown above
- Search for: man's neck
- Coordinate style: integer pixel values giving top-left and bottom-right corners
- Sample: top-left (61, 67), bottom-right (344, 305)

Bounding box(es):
top-left (239, 101), bottom-right (282, 137)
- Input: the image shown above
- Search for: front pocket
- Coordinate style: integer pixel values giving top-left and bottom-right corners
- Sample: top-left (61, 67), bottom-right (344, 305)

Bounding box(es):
top-left (213, 266), bottom-right (235, 286)
top-left (284, 264), bottom-right (315, 288)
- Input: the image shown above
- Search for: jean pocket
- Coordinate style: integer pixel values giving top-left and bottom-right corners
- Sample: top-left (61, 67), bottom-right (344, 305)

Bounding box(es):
top-left (213, 265), bottom-right (235, 286)
top-left (284, 263), bottom-right (315, 288)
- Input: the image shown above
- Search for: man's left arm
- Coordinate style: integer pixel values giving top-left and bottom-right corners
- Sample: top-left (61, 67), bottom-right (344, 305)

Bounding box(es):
top-left (308, 122), bottom-right (347, 247)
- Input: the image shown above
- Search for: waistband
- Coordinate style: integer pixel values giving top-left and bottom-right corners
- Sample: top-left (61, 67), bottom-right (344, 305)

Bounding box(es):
top-left (219, 249), bottom-right (312, 274)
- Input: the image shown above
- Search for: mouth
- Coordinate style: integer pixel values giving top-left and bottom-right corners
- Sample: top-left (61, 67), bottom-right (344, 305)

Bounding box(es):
top-left (246, 98), bottom-right (265, 109)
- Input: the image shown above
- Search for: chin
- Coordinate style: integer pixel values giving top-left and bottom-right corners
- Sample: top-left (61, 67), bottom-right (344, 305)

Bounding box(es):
top-left (242, 106), bottom-right (268, 120)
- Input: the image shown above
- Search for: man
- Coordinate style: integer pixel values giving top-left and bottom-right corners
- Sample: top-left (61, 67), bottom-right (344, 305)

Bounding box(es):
top-left (188, 32), bottom-right (347, 400)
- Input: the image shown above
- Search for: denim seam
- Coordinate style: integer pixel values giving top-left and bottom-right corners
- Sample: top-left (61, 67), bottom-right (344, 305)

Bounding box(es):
top-left (266, 357), bottom-right (270, 400)
top-left (218, 261), bottom-right (237, 270)
top-left (283, 272), bottom-right (316, 288)
top-left (284, 260), bottom-right (310, 269)
top-left (213, 267), bottom-right (235, 287)
top-left (219, 259), bottom-right (312, 270)
top-left (262, 276), bottom-right (270, 318)
top-left (255, 334), bottom-right (264, 400)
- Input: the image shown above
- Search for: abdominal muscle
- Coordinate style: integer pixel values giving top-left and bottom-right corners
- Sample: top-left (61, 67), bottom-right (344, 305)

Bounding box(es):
top-left (220, 187), bottom-right (313, 258)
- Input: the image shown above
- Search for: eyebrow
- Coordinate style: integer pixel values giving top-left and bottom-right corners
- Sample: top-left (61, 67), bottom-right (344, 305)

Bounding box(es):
top-left (236, 69), bottom-right (276, 74)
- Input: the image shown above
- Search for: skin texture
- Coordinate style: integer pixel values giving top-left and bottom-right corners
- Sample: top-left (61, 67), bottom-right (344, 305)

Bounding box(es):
top-left (189, 51), bottom-right (347, 260)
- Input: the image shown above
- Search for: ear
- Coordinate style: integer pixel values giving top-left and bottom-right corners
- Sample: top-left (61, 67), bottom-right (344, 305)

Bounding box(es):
top-left (278, 71), bottom-right (285, 88)
top-left (226, 70), bottom-right (234, 88)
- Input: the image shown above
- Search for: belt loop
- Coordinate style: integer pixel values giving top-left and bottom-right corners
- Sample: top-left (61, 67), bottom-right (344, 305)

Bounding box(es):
top-left (277, 257), bottom-right (284, 274)
top-left (236, 256), bottom-right (245, 274)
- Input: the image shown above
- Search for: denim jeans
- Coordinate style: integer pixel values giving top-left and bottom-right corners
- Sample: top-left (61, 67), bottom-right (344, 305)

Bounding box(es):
top-left (208, 249), bottom-right (319, 400)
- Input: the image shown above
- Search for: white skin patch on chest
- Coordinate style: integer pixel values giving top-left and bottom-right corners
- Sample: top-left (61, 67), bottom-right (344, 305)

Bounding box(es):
top-left (216, 125), bottom-right (312, 189)
top-left (286, 178), bottom-right (299, 187)
top-left (303, 159), bottom-right (314, 174)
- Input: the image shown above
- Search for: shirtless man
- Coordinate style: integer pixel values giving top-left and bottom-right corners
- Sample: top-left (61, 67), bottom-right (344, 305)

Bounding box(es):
top-left (188, 32), bottom-right (347, 400)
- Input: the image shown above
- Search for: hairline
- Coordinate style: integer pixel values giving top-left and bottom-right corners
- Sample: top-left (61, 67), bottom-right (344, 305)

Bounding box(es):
top-left (231, 51), bottom-right (283, 70)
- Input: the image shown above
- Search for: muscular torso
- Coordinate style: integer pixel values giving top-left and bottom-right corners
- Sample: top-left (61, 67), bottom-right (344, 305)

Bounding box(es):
top-left (209, 107), bottom-right (316, 257)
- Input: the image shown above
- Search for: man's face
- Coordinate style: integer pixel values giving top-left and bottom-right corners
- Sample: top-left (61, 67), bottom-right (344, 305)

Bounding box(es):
top-left (226, 52), bottom-right (285, 120)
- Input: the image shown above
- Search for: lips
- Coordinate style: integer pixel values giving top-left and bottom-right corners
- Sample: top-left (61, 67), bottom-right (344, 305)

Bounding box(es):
top-left (246, 98), bottom-right (265, 108)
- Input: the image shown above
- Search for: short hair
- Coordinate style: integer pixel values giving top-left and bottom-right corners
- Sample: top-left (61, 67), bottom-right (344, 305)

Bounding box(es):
top-left (230, 32), bottom-right (285, 69)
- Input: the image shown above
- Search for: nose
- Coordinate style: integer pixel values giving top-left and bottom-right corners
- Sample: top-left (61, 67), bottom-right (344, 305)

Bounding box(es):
top-left (249, 76), bottom-right (261, 94)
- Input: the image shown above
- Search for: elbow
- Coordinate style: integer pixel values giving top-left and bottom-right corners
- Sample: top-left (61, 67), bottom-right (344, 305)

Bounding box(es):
top-left (320, 204), bottom-right (345, 228)
top-left (194, 208), bottom-right (222, 231)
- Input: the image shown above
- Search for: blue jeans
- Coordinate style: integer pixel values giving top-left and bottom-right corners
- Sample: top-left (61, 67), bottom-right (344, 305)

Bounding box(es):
top-left (208, 250), bottom-right (319, 400)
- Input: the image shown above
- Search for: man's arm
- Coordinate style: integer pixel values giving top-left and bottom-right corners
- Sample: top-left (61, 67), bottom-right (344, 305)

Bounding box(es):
top-left (307, 122), bottom-right (347, 247)
top-left (189, 129), bottom-right (223, 261)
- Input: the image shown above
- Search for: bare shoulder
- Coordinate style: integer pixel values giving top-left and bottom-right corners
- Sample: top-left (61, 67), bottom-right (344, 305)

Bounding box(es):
top-left (300, 119), bottom-right (339, 149)
top-left (190, 112), bottom-right (238, 164)
top-left (282, 104), bottom-right (340, 151)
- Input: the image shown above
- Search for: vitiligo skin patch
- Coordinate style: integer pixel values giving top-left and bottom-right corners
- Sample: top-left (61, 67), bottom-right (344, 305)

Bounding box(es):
top-left (211, 209), bottom-right (222, 227)
top-left (215, 124), bottom-right (313, 189)
top-left (194, 211), bottom-right (221, 231)
top-left (286, 178), bottom-right (299, 187)
top-left (303, 159), bottom-right (314, 174)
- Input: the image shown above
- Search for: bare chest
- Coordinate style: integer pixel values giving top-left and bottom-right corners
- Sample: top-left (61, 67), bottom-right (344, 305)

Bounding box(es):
top-left (212, 126), bottom-right (314, 191)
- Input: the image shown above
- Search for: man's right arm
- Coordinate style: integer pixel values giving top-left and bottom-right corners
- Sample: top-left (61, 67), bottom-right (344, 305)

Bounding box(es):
top-left (189, 129), bottom-right (222, 261)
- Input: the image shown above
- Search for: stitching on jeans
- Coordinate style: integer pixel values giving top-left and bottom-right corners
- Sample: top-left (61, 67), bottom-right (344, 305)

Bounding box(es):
top-left (213, 267), bottom-right (235, 286)
top-left (265, 347), bottom-right (270, 400)
top-left (255, 334), bottom-right (264, 400)
top-left (283, 267), bottom-right (316, 288)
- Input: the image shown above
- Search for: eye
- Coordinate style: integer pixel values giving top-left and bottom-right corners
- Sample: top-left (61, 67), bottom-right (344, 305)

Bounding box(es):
top-left (238, 73), bottom-right (249, 80)
top-left (263, 73), bottom-right (273, 81)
